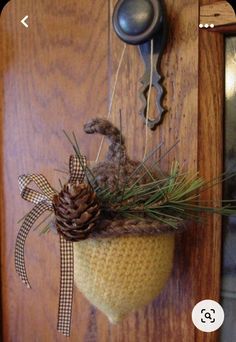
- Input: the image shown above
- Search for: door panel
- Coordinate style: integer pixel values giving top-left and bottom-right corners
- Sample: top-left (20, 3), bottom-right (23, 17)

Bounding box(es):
top-left (0, 0), bottom-right (221, 341)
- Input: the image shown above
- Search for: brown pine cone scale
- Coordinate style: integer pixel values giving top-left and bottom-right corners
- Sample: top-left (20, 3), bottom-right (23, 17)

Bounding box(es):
top-left (53, 183), bottom-right (101, 241)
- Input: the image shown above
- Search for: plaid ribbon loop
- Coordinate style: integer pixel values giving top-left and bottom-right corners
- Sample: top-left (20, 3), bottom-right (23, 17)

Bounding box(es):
top-left (15, 155), bottom-right (87, 337)
top-left (18, 174), bottom-right (56, 206)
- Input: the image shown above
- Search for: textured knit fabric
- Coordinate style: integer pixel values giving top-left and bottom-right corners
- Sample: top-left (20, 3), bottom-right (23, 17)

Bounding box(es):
top-left (74, 234), bottom-right (174, 323)
top-left (73, 119), bottom-right (176, 322)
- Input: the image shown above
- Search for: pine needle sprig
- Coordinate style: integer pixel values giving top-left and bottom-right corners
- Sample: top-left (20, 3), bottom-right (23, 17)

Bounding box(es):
top-left (65, 133), bottom-right (236, 228)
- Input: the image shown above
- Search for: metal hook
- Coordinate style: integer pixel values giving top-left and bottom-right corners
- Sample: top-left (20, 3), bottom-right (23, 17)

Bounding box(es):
top-left (113, 0), bottom-right (168, 130)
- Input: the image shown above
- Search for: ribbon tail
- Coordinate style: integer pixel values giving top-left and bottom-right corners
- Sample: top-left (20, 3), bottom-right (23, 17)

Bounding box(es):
top-left (15, 202), bottom-right (51, 288)
top-left (57, 235), bottom-right (74, 337)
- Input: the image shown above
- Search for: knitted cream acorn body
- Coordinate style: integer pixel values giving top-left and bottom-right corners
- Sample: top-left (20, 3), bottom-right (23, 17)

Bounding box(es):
top-left (72, 118), bottom-right (175, 322)
top-left (74, 235), bottom-right (174, 323)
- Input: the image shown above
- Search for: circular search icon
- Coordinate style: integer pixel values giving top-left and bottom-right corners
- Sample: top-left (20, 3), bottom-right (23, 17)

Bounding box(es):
top-left (204, 312), bottom-right (213, 320)
top-left (192, 299), bottom-right (224, 332)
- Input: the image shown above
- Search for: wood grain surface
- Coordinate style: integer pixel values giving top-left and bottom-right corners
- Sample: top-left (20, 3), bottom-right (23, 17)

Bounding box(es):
top-left (198, 1), bottom-right (225, 342)
top-left (200, 1), bottom-right (236, 27)
top-left (0, 0), bottom-right (224, 341)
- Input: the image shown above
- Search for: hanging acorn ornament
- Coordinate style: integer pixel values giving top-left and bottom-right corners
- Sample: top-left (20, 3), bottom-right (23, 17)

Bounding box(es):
top-left (15, 118), bottom-right (236, 336)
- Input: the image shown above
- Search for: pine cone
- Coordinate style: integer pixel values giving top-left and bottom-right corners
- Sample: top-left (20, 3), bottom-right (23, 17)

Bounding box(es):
top-left (53, 183), bottom-right (101, 241)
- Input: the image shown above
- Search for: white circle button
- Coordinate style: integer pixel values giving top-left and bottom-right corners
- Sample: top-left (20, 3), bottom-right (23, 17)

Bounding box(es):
top-left (192, 300), bottom-right (224, 332)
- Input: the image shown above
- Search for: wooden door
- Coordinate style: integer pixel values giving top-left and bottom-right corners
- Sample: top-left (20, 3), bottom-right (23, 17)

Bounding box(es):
top-left (0, 0), bottom-right (223, 341)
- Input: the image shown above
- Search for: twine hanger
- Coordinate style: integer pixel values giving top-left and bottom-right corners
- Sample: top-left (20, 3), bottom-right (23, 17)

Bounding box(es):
top-left (95, 39), bottom-right (154, 163)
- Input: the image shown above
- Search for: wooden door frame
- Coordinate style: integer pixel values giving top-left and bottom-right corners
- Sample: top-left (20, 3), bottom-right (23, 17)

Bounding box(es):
top-left (0, 14), bottom-right (4, 342)
top-left (198, 18), bottom-right (236, 339)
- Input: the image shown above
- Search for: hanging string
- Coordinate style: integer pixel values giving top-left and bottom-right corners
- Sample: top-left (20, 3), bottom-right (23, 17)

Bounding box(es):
top-left (143, 39), bottom-right (154, 161)
top-left (95, 43), bottom-right (127, 162)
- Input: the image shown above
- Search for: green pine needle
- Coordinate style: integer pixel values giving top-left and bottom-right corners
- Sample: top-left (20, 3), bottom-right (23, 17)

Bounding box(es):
top-left (35, 133), bottom-right (236, 232)
top-left (22, 132), bottom-right (236, 235)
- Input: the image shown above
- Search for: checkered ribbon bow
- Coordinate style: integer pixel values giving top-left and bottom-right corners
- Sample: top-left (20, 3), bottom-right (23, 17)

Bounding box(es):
top-left (15, 155), bottom-right (87, 337)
